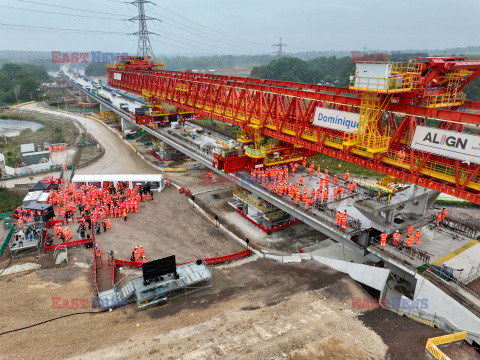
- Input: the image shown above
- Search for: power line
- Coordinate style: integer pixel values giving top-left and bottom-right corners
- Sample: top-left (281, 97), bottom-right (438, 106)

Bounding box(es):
top-left (150, 17), bottom-right (265, 53)
top-left (149, 6), bottom-right (268, 47)
top-left (0, 22), bottom-right (128, 35)
top-left (0, 4), bottom-right (123, 20)
top-left (13, 0), bottom-right (127, 17)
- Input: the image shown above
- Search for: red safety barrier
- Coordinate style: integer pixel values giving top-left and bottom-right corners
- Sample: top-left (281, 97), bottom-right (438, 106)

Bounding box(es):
top-left (203, 248), bottom-right (251, 265)
top-left (44, 237), bottom-right (94, 252)
top-left (235, 208), bottom-right (300, 234)
top-left (46, 220), bottom-right (65, 228)
top-left (114, 259), bottom-right (143, 268)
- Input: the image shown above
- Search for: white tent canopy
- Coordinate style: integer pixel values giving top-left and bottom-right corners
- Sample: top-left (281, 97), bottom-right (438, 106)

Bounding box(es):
top-left (71, 174), bottom-right (164, 190)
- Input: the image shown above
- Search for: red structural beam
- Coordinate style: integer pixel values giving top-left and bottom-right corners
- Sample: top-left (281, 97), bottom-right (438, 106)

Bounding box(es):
top-left (107, 68), bottom-right (480, 204)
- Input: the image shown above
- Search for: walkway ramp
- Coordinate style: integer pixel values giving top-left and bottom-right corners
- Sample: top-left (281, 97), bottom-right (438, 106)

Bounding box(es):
top-left (98, 261), bottom-right (212, 310)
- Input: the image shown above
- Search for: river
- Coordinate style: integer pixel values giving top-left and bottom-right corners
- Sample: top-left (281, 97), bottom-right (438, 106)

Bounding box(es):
top-left (0, 119), bottom-right (44, 137)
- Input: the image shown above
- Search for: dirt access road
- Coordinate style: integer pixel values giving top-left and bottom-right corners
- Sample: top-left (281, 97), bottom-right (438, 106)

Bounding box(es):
top-left (3, 103), bottom-right (157, 189)
top-left (1, 258), bottom-right (390, 360)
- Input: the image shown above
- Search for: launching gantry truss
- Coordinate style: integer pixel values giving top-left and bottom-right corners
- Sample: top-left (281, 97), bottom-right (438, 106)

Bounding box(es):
top-left (107, 56), bottom-right (480, 204)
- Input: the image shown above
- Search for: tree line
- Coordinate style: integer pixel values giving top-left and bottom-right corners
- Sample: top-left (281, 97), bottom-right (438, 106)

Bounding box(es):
top-left (0, 63), bottom-right (50, 105)
top-left (251, 56), bottom-right (480, 101)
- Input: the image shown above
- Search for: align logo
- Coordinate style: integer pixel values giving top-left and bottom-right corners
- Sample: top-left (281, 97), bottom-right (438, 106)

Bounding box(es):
top-left (422, 132), bottom-right (468, 150)
top-left (411, 126), bottom-right (480, 165)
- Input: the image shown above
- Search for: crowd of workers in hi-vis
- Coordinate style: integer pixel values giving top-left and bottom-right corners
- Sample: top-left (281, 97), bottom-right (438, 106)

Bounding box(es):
top-left (378, 208), bottom-right (448, 249)
top-left (249, 159), bottom-right (357, 228)
top-left (20, 176), bottom-right (156, 259)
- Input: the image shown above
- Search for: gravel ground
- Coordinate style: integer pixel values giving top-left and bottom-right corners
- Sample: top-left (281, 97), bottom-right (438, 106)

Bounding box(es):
top-left (360, 309), bottom-right (480, 359)
top-left (0, 259), bottom-right (390, 360)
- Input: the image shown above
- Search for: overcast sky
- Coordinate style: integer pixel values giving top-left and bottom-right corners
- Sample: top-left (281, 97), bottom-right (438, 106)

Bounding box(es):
top-left (0, 0), bottom-right (479, 56)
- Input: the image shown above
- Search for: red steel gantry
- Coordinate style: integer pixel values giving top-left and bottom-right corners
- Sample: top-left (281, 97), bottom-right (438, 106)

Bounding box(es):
top-left (107, 56), bottom-right (480, 204)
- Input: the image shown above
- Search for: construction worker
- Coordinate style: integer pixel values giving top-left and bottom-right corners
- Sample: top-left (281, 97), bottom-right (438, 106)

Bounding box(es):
top-left (436, 212), bottom-right (442, 227)
top-left (299, 175), bottom-right (304, 185)
top-left (302, 159), bottom-right (306, 168)
top-left (407, 224), bottom-right (414, 236)
top-left (123, 209), bottom-right (127, 221)
top-left (398, 149), bottom-right (406, 164)
top-left (336, 211), bottom-right (341, 227)
top-left (166, 179), bottom-right (171, 187)
top-left (341, 211), bottom-right (348, 231)
top-left (441, 208), bottom-right (447, 222)
top-left (325, 167), bottom-right (328, 176)
top-left (139, 246), bottom-right (144, 258)
top-left (142, 255), bottom-right (147, 263)
top-left (334, 175), bottom-right (338, 186)
top-left (415, 230), bottom-right (421, 245)
top-left (407, 234), bottom-right (413, 247)
top-left (392, 230), bottom-right (400, 246)
top-left (134, 246), bottom-right (139, 262)
top-left (345, 170), bottom-right (349, 183)
top-left (380, 232), bottom-right (387, 248)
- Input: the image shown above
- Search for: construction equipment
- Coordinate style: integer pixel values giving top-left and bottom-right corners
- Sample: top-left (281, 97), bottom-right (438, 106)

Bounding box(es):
top-left (107, 56), bottom-right (480, 204)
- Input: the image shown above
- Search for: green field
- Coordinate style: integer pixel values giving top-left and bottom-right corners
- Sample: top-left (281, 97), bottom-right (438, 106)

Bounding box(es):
top-left (0, 188), bottom-right (23, 213)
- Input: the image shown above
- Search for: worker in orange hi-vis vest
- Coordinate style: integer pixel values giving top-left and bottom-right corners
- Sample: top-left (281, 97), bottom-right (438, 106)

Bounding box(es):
top-left (392, 230), bottom-right (401, 246)
top-left (302, 159), bottom-right (306, 168)
top-left (334, 175), bottom-right (338, 186)
top-left (345, 170), bottom-right (349, 183)
top-left (323, 189), bottom-right (328, 202)
top-left (336, 211), bottom-right (341, 227)
top-left (325, 175), bottom-right (329, 185)
top-left (441, 208), bottom-right (447, 221)
top-left (142, 255), bottom-right (147, 263)
top-left (341, 212), bottom-right (347, 231)
top-left (325, 167), bottom-right (328, 176)
top-left (139, 246), bottom-right (144, 258)
top-left (319, 178), bottom-right (324, 187)
top-left (18, 218), bottom-right (23, 228)
top-left (398, 149), bottom-right (406, 164)
top-left (415, 230), bottom-right (421, 245)
top-left (380, 232), bottom-right (387, 247)
top-left (407, 224), bottom-right (414, 236)
top-left (308, 167), bottom-right (313, 176)
top-left (299, 175), bottom-right (304, 185)
top-left (333, 187), bottom-right (338, 200)
top-left (347, 183), bottom-right (352, 194)
top-left (407, 234), bottom-right (414, 247)
top-left (317, 166), bottom-right (321, 176)
top-left (295, 193), bottom-right (300, 205)
top-left (436, 212), bottom-right (442, 227)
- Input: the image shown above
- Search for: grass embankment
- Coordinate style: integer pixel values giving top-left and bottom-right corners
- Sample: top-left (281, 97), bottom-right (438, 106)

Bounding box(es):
top-left (0, 111), bottom-right (79, 167)
top-left (0, 188), bottom-right (23, 213)
top-left (307, 153), bottom-right (382, 179)
top-left (191, 117), bottom-right (239, 138)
